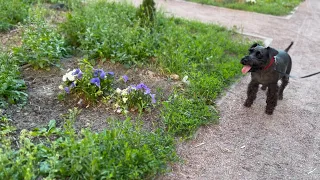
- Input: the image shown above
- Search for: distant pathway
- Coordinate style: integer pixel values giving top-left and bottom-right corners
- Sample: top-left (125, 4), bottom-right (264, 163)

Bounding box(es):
top-left (130, 0), bottom-right (320, 179)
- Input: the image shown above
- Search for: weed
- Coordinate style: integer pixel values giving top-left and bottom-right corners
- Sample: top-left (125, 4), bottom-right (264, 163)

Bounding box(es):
top-left (162, 94), bottom-right (218, 138)
top-left (0, 53), bottom-right (27, 108)
top-left (13, 15), bottom-right (68, 69)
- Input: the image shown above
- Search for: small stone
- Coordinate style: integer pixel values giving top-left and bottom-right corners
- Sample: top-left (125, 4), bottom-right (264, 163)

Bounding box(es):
top-left (170, 74), bottom-right (179, 80)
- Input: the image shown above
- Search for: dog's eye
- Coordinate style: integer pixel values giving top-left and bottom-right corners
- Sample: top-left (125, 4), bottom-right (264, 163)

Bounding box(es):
top-left (256, 52), bottom-right (262, 59)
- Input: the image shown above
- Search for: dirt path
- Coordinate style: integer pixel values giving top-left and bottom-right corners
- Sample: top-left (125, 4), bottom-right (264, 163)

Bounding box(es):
top-left (131, 0), bottom-right (320, 179)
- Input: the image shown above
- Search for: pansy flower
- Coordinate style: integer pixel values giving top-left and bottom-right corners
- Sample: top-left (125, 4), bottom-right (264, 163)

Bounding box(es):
top-left (90, 77), bottom-right (100, 87)
top-left (122, 75), bottom-right (129, 83)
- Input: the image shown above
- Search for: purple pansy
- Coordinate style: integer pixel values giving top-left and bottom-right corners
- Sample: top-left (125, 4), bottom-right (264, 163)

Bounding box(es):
top-left (150, 94), bottom-right (156, 104)
top-left (64, 87), bottom-right (70, 94)
top-left (70, 82), bottom-right (76, 88)
top-left (93, 69), bottom-right (107, 79)
top-left (100, 70), bottom-right (106, 79)
top-left (108, 71), bottom-right (114, 76)
top-left (122, 75), bottom-right (129, 83)
top-left (136, 83), bottom-right (151, 94)
top-left (90, 77), bottom-right (101, 87)
top-left (72, 68), bottom-right (83, 79)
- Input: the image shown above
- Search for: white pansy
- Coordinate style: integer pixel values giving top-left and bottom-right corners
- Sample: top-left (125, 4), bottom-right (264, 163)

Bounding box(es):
top-left (115, 88), bottom-right (122, 94)
top-left (116, 109), bottom-right (122, 113)
top-left (58, 85), bottom-right (64, 90)
top-left (121, 88), bottom-right (128, 96)
top-left (62, 70), bottom-right (76, 82)
top-left (122, 97), bottom-right (128, 103)
top-left (62, 75), bottom-right (67, 82)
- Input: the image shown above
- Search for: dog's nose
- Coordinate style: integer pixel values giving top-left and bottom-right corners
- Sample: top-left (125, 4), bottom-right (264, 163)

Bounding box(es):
top-left (241, 56), bottom-right (249, 64)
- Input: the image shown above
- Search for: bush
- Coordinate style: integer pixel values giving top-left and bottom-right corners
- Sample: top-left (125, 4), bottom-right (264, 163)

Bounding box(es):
top-left (136, 0), bottom-right (156, 26)
top-left (0, 108), bottom-right (177, 179)
top-left (0, 53), bottom-right (27, 108)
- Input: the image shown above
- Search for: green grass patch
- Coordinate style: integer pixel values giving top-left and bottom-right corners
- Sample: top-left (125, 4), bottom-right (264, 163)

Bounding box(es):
top-left (162, 94), bottom-right (218, 138)
top-left (187, 0), bottom-right (302, 16)
top-left (0, 109), bottom-right (177, 179)
top-left (0, 53), bottom-right (27, 108)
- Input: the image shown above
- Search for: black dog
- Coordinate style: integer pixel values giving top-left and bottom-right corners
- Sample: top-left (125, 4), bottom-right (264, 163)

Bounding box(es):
top-left (240, 42), bottom-right (293, 115)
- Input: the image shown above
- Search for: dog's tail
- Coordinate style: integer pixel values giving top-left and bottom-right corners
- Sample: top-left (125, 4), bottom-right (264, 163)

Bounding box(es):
top-left (284, 41), bottom-right (294, 52)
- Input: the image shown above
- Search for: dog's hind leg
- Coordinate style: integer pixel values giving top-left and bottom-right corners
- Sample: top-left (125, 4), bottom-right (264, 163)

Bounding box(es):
top-left (244, 81), bottom-right (259, 107)
top-left (266, 83), bottom-right (279, 115)
top-left (278, 76), bottom-right (289, 100)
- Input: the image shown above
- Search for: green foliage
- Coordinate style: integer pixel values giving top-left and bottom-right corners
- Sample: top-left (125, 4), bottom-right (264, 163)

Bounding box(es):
top-left (162, 94), bottom-right (218, 138)
top-left (13, 19), bottom-right (68, 68)
top-left (136, 0), bottom-right (156, 26)
top-left (0, 0), bottom-right (31, 32)
top-left (0, 53), bottom-right (27, 108)
top-left (0, 108), bottom-right (177, 179)
top-left (188, 0), bottom-right (302, 16)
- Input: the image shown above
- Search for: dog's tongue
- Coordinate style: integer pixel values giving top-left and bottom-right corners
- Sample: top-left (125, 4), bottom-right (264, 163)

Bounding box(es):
top-left (242, 65), bottom-right (252, 74)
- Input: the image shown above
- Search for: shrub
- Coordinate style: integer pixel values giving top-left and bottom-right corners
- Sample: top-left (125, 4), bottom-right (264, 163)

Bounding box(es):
top-left (0, 53), bottom-right (27, 108)
top-left (136, 0), bottom-right (156, 26)
top-left (0, 108), bottom-right (177, 179)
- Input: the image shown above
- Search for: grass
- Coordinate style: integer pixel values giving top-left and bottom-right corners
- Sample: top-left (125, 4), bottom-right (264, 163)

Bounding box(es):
top-left (187, 0), bottom-right (302, 16)
top-left (0, 109), bottom-right (177, 179)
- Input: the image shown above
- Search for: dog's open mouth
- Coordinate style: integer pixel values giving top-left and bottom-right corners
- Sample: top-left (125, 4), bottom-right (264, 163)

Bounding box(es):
top-left (242, 65), bottom-right (252, 74)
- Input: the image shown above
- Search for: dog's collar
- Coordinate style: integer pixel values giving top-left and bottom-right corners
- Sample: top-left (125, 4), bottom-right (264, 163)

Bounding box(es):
top-left (263, 56), bottom-right (276, 70)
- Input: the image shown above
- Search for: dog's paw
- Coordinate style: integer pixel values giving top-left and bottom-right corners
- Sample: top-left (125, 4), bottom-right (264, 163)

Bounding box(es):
top-left (244, 100), bottom-right (252, 107)
top-left (265, 109), bottom-right (274, 115)
top-left (278, 95), bottom-right (283, 100)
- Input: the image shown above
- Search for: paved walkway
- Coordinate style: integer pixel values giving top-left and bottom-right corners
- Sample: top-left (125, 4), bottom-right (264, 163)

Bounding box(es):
top-left (131, 0), bottom-right (320, 179)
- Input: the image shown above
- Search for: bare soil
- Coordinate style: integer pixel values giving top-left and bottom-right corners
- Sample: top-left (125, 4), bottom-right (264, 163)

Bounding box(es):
top-left (128, 0), bottom-right (320, 179)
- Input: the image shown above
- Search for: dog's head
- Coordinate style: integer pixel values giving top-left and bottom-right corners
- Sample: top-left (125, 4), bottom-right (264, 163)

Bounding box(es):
top-left (240, 43), bottom-right (278, 74)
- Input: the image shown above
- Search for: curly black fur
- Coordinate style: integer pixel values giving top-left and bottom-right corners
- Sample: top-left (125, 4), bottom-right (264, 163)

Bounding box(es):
top-left (241, 42), bottom-right (293, 115)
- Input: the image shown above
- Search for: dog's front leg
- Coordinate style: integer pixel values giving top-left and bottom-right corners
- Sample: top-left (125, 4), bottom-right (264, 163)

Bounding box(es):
top-left (244, 80), bottom-right (259, 107)
top-left (265, 83), bottom-right (279, 115)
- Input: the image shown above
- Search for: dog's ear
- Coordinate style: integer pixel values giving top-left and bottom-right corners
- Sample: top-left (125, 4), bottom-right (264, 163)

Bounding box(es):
top-left (266, 47), bottom-right (279, 59)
